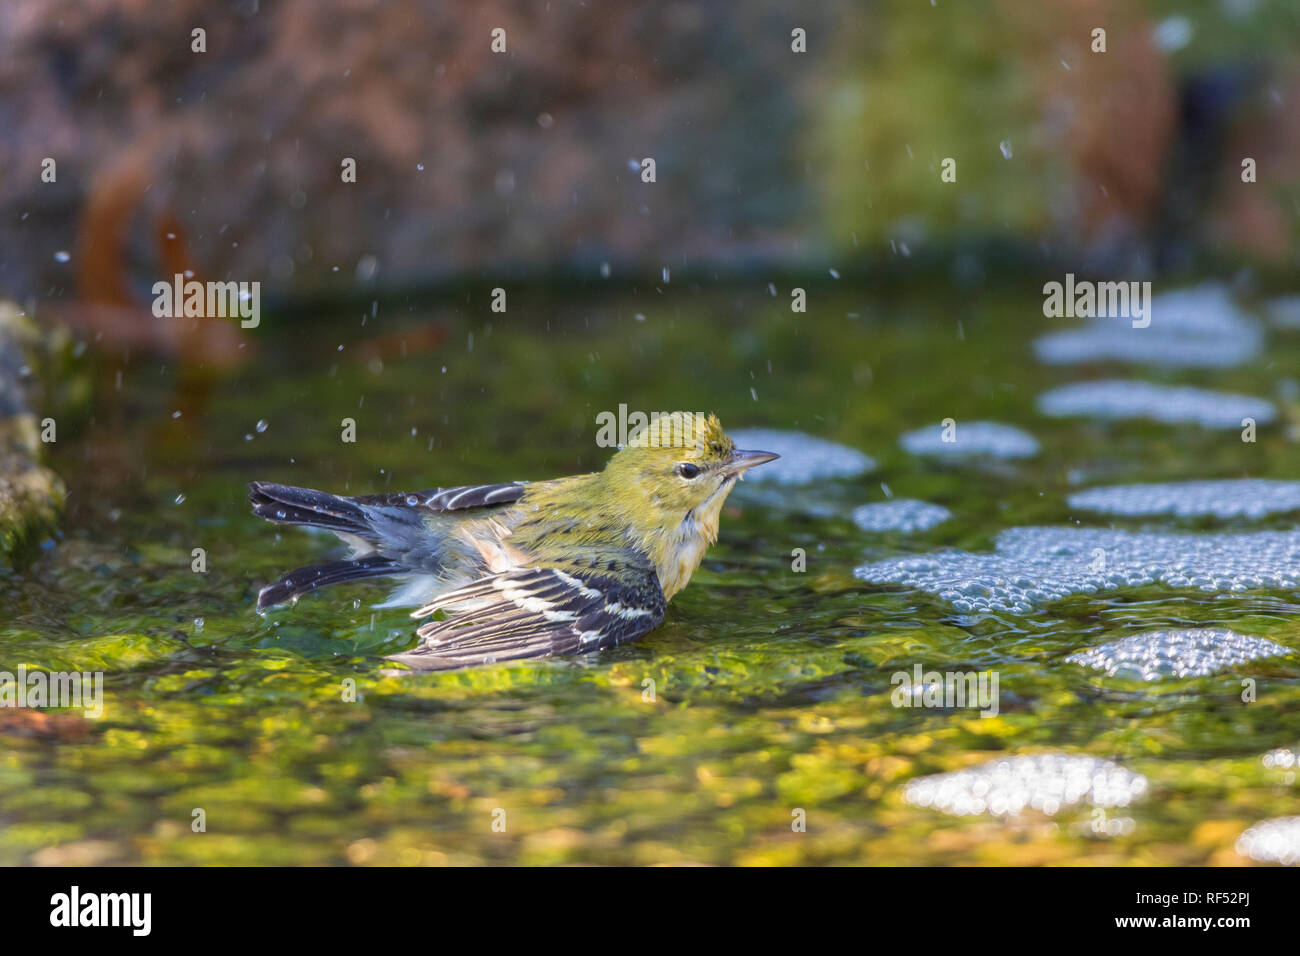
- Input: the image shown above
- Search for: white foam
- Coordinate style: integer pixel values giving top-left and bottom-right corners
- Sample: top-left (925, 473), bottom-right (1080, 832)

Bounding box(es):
top-left (1262, 748), bottom-right (1297, 769)
top-left (1035, 329), bottom-right (1260, 368)
top-left (1068, 480), bottom-right (1300, 520)
top-left (1037, 380), bottom-right (1275, 429)
top-left (1066, 628), bottom-right (1289, 680)
top-left (728, 428), bottom-right (875, 484)
top-left (904, 753), bottom-right (1148, 817)
top-left (1236, 817), bottom-right (1300, 866)
top-left (899, 421), bottom-right (1040, 460)
top-left (852, 499), bottom-right (951, 533)
top-left (1035, 282), bottom-right (1262, 368)
top-left (1266, 295), bottom-right (1300, 329)
top-left (854, 525), bottom-right (1300, 614)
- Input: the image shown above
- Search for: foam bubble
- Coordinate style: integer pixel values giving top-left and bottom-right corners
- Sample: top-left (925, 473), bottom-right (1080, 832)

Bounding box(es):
top-left (1266, 295), bottom-right (1300, 329)
top-left (1037, 380), bottom-right (1275, 429)
top-left (852, 499), bottom-right (951, 533)
top-left (904, 753), bottom-right (1148, 817)
top-left (1148, 284), bottom-right (1258, 333)
top-left (1036, 283), bottom-right (1262, 368)
top-left (1236, 817), bottom-right (1300, 866)
top-left (1066, 628), bottom-right (1289, 680)
top-left (728, 428), bottom-right (875, 484)
top-left (899, 421), bottom-right (1040, 460)
top-left (1068, 480), bottom-right (1300, 520)
top-left (854, 525), bottom-right (1300, 614)
top-left (1035, 329), bottom-right (1259, 368)
top-left (1262, 748), bottom-right (1297, 770)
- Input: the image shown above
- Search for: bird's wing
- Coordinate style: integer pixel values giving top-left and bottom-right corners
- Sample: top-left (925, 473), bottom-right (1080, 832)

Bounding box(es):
top-left (352, 482), bottom-right (526, 513)
top-left (386, 562), bottom-right (667, 670)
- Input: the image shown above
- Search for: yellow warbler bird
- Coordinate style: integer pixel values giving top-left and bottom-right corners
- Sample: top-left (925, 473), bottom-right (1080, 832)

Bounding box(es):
top-left (250, 412), bottom-right (777, 670)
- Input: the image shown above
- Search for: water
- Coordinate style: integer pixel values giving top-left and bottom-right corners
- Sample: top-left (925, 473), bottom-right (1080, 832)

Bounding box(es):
top-left (2, 282), bottom-right (1299, 865)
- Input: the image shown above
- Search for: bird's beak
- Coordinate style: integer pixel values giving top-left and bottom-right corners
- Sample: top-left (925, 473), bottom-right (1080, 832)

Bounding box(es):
top-left (726, 448), bottom-right (779, 479)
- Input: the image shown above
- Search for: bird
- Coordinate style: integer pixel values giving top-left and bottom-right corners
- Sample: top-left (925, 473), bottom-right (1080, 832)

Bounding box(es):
top-left (249, 412), bottom-right (777, 670)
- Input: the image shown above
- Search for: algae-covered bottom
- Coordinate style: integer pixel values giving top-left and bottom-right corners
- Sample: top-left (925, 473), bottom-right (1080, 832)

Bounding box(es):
top-left (3, 283), bottom-right (1300, 865)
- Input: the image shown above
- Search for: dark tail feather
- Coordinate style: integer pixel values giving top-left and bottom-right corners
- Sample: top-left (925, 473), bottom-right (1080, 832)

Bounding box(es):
top-left (249, 481), bottom-right (427, 608)
top-left (257, 556), bottom-right (401, 610)
top-left (249, 481), bottom-right (373, 537)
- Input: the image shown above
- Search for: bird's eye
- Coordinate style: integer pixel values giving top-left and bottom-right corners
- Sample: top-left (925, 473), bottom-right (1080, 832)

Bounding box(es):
top-left (675, 463), bottom-right (701, 479)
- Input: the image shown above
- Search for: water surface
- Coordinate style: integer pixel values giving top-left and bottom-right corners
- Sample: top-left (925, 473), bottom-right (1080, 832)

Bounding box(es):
top-left (3, 282), bottom-right (1299, 865)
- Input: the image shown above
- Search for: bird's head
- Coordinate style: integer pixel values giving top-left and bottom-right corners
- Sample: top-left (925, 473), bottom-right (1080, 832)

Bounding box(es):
top-left (600, 412), bottom-right (778, 533)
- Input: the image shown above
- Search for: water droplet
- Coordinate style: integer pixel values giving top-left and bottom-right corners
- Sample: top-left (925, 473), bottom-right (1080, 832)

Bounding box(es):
top-left (999, 140), bottom-right (1013, 159)
top-left (194, 617), bottom-right (204, 629)
top-left (174, 493), bottom-right (186, 505)
top-left (53, 250), bottom-right (71, 263)
top-left (256, 419), bottom-right (268, 433)
top-left (356, 254), bottom-right (379, 281)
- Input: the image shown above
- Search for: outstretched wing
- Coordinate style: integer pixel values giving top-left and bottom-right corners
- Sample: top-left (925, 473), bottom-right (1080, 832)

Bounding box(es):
top-left (387, 562), bottom-right (667, 671)
top-left (352, 482), bottom-right (526, 513)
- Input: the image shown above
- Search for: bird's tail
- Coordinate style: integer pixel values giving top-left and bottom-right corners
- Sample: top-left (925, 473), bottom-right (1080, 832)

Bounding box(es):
top-left (249, 481), bottom-right (406, 609)
top-left (249, 481), bottom-right (377, 538)
top-left (254, 556), bottom-right (401, 610)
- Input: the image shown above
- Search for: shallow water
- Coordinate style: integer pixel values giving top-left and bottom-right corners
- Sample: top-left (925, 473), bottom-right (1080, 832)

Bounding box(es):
top-left (3, 282), bottom-right (1300, 865)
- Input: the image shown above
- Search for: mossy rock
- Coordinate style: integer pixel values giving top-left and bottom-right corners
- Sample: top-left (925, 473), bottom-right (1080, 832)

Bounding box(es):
top-left (0, 302), bottom-right (69, 565)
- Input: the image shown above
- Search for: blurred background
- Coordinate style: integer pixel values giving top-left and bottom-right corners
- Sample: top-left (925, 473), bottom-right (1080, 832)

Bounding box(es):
top-left (2, 0), bottom-right (1297, 310)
